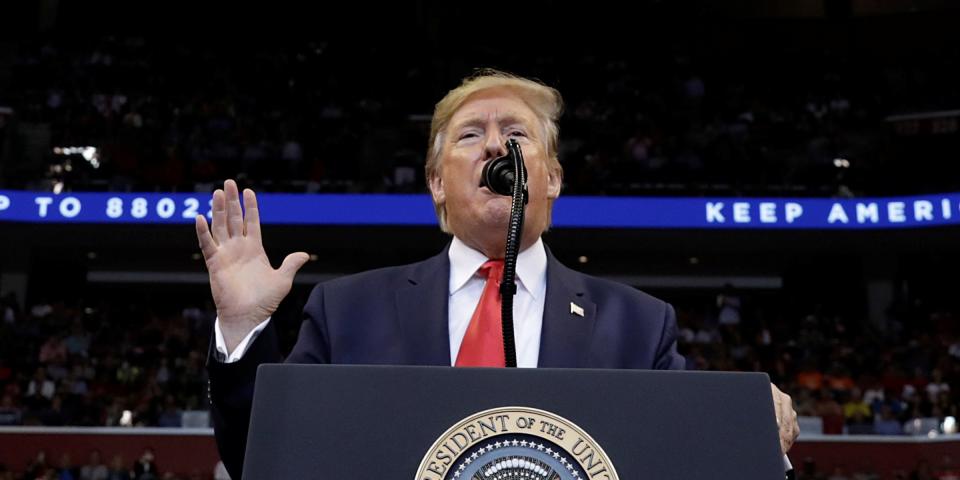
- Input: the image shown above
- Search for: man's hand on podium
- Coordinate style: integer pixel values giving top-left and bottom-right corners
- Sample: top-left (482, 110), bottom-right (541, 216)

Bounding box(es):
top-left (195, 179), bottom-right (310, 354)
top-left (771, 383), bottom-right (799, 454)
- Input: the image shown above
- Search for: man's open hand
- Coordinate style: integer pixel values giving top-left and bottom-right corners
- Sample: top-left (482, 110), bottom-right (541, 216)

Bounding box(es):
top-left (195, 179), bottom-right (309, 353)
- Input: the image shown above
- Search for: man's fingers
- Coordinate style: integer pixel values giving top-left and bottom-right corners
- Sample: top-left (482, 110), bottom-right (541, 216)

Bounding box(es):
top-left (779, 393), bottom-right (787, 428)
top-left (772, 384), bottom-right (782, 421)
top-left (278, 252), bottom-right (310, 278)
top-left (781, 394), bottom-right (790, 430)
top-left (790, 405), bottom-right (800, 442)
top-left (195, 215), bottom-right (218, 259)
top-left (243, 188), bottom-right (261, 242)
top-left (782, 392), bottom-right (793, 429)
top-left (777, 391), bottom-right (798, 453)
top-left (211, 189), bottom-right (228, 243)
top-left (770, 384), bottom-right (794, 453)
top-left (225, 179), bottom-right (244, 238)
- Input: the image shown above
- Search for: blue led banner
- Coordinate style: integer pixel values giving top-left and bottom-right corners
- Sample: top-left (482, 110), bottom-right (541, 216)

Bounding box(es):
top-left (0, 190), bottom-right (959, 229)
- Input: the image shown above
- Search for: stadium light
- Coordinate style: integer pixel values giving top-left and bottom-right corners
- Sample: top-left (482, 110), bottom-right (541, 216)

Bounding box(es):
top-left (53, 145), bottom-right (101, 169)
top-left (120, 410), bottom-right (133, 427)
top-left (944, 416), bottom-right (957, 434)
top-left (833, 158), bottom-right (851, 168)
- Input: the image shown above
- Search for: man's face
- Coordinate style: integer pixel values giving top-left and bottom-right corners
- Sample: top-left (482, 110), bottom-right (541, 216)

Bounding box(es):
top-left (429, 88), bottom-right (561, 256)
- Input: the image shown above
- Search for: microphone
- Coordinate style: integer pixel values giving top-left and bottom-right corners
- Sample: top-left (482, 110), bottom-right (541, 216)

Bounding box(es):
top-left (479, 138), bottom-right (527, 368)
top-left (480, 139), bottom-right (528, 203)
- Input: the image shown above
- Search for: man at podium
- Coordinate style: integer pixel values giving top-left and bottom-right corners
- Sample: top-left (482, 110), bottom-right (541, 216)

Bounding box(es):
top-left (195, 70), bottom-right (799, 478)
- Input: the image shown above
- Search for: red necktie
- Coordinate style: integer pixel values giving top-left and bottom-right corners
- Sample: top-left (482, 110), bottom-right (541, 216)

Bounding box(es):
top-left (455, 260), bottom-right (506, 367)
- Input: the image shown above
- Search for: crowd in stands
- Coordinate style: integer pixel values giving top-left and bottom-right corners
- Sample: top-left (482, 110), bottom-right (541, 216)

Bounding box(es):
top-left (791, 457), bottom-right (960, 480)
top-left (1, 288), bottom-right (957, 433)
top-left (2, 12), bottom-right (960, 480)
top-left (1, 31), bottom-right (959, 197)
top-left (0, 292), bottom-right (211, 429)
top-left (0, 448), bottom-right (229, 480)
top-left (675, 289), bottom-right (958, 437)
top-left (675, 290), bottom-right (960, 479)
top-left (0, 291), bottom-right (217, 478)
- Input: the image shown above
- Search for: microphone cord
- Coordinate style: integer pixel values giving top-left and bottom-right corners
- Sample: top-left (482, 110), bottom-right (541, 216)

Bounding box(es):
top-left (500, 139), bottom-right (526, 368)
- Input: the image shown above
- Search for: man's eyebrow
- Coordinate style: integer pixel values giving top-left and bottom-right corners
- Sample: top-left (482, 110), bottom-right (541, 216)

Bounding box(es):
top-left (450, 117), bottom-right (486, 131)
top-left (450, 114), bottom-right (532, 131)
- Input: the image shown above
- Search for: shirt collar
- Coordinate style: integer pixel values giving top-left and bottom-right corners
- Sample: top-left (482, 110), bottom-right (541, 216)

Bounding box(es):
top-left (448, 236), bottom-right (547, 300)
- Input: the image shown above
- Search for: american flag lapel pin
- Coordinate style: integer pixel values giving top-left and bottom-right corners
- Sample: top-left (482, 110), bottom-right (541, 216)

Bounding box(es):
top-left (570, 302), bottom-right (585, 317)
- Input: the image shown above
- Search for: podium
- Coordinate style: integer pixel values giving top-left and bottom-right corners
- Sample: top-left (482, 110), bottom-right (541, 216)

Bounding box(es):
top-left (242, 364), bottom-right (784, 479)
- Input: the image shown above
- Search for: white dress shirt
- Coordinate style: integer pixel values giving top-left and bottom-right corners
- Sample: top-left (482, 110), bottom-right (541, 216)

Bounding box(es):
top-left (447, 236), bottom-right (546, 368)
top-left (215, 237), bottom-right (548, 367)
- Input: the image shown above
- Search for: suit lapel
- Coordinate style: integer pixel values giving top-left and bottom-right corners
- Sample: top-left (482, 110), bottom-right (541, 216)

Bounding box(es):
top-left (396, 247), bottom-right (452, 366)
top-left (537, 248), bottom-right (597, 368)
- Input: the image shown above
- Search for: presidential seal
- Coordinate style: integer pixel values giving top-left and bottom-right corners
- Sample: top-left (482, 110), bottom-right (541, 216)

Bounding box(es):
top-left (416, 406), bottom-right (618, 480)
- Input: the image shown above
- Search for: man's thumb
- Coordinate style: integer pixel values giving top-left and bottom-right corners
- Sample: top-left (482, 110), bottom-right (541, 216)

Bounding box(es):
top-left (279, 252), bottom-right (310, 277)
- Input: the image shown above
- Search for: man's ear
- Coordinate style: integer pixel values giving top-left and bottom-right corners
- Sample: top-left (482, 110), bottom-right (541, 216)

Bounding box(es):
top-left (546, 164), bottom-right (562, 200)
top-left (428, 173), bottom-right (446, 205)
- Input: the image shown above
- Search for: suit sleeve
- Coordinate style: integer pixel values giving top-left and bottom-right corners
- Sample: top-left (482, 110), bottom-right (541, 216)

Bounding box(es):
top-left (206, 283), bottom-right (331, 479)
top-left (207, 319), bottom-right (282, 479)
top-left (653, 302), bottom-right (686, 370)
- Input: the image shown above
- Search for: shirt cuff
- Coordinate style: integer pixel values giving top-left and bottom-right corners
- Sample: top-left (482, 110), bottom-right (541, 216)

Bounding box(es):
top-left (214, 317), bottom-right (271, 363)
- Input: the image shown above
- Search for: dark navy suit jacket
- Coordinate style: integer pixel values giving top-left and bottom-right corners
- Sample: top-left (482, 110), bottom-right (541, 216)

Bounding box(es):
top-left (207, 245), bottom-right (685, 478)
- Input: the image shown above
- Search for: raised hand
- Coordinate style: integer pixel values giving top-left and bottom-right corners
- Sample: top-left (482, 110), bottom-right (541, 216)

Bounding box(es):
top-left (195, 179), bottom-right (309, 354)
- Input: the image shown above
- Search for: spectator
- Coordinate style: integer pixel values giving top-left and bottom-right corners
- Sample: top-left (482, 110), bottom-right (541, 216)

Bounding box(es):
top-left (24, 451), bottom-right (49, 480)
top-left (797, 363), bottom-right (825, 393)
top-left (56, 453), bottom-right (78, 480)
top-left (26, 367), bottom-right (56, 402)
top-left (926, 370), bottom-right (950, 400)
top-left (844, 388), bottom-right (873, 434)
top-left (106, 455), bottom-right (131, 480)
top-left (852, 464), bottom-right (880, 480)
top-left (825, 365), bottom-right (855, 394)
top-left (875, 404), bottom-right (904, 435)
top-left (39, 336), bottom-right (67, 364)
top-left (816, 390), bottom-right (845, 434)
top-left (937, 456), bottom-right (960, 480)
top-left (132, 448), bottom-right (158, 480)
top-left (911, 459), bottom-right (935, 480)
top-left (1, 293), bottom-right (18, 324)
top-left (797, 457), bottom-right (826, 480)
top-left (280, 138), bottom-right (304, 178)
top-left (0, 394), bottom-right (22, 425)
top-left (64, 322), bottom-right (92, 358)
top-left (828, 465), bottom-right (852, 480)
top-left (80, 450), bottom-right (108, 480)
top-left (716, 285), bottom-right (742, 327)
top-left (156, 395), bottom-right (182, 428)
top-left (40, 395), bottom-right (67, 426)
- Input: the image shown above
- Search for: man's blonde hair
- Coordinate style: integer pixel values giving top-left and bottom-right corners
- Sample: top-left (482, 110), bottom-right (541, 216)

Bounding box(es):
top-left (425, 69), bottom-right (564, 231)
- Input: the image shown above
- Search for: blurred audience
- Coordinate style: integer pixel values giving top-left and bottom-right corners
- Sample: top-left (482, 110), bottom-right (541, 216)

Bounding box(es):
top-left (676, 291), bottom-right (958, 438)
top-left (2, 34), bottom-right (958, 197)
top-left (0, 297), bottom-right (211, 429)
